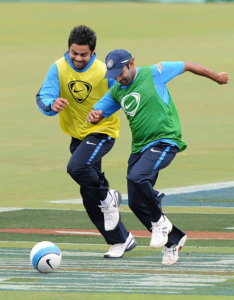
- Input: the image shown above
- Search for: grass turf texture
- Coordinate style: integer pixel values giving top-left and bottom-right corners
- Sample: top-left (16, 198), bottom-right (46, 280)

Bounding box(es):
top-left (0, 2), bottom-right (234, 208)
top-left (0, 242), bottom-right (233, 254)
top-left (1, 293), bottom-right (233, 300)
top-left (0, 2), bottom-right (234, 298)
top-left (0, 210), bottom-right (234, 247)
top-left (0, 210), bottom-right (233, 232)
top-left (1, 233), bottom-right (234, 248)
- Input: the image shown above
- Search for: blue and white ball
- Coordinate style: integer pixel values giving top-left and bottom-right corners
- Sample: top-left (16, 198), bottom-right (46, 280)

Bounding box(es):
top-left (30, 241), bottom-right (62, 273)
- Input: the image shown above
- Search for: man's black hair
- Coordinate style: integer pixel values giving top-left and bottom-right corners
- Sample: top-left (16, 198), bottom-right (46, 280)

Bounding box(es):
top-left (126, 58), bottom-right (134, 69)
top-left (68, 25), bottom-right (96, 51)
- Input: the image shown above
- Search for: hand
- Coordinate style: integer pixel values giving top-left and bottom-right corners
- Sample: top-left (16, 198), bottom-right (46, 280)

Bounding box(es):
top-left (52, 98), bottom-right (69, 112)
top-left (216, 72), bottom-right (229, 85)
top-left (183, 62), bottom-right (229, 85)
top-left (86, 110), bottom-right (103, 124)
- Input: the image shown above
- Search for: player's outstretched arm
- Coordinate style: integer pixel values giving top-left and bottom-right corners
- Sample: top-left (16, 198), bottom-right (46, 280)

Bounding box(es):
top-left (183, 62), bottom-right (229, 85)
top-left (86, 110), bottom-right (104, 124)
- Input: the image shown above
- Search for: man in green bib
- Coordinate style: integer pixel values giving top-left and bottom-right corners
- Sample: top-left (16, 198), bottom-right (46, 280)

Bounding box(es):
top-left (86, 49), bottom-right (229, 265)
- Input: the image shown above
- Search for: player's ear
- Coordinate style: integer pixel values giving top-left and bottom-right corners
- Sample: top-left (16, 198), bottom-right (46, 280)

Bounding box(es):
top-left (91, 49), bottom-right (95, 56)
top-left (129, 60), bottom-right (135, 68)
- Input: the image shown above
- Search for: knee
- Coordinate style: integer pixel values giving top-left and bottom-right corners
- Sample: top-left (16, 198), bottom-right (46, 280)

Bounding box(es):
top-left (67, 163), bottom-right (75, 178)
top-left (67, 160), bottom-right (85, 178)
top-left (127, 173), bottom-right (138, 186)
top-left (67, 159), bottom-right (74, 176)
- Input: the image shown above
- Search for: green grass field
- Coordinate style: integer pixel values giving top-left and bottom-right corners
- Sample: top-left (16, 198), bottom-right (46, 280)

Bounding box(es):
top-left (0, 2), bottom-right (234, 299)
top-left (1, 1), bottom-right (234, 206)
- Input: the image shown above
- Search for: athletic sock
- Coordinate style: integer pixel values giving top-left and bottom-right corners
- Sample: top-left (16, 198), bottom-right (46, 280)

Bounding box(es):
top-left (100, 191), bottom-right (112, 205)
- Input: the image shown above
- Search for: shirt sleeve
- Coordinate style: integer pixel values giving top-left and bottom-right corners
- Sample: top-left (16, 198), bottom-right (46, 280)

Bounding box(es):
top-left (159, 61), bottom-right (184, 84)
top-left (93, 91), bottom-right (121, 118)
top-left (108, 78), bottom-right (117, 89)
top-left (36, 63), bottom-right (60, 116)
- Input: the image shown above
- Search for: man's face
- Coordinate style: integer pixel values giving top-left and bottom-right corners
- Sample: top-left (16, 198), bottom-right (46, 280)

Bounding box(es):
top-left (115, 61), bottom-right (136, 86)
top-left (69, 43), bottom-right (94, 70)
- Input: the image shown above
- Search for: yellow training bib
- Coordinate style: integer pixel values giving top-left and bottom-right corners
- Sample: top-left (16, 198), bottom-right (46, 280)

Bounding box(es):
top-left (56, 57), bottom-right (120, 140)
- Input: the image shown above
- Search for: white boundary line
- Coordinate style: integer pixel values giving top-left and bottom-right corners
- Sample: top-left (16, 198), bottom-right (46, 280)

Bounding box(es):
top-left (49, 181), bottom-right (234, 204)
top-left (1, 181), bottom-right (233, 210)
top-left (160, 181), bottom-right (234, 195)
top-left (0, 208), bottom-right (24, 213)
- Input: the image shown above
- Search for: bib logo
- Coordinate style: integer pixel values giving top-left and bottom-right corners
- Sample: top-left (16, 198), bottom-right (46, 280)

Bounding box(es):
top-left (121, 93), bottom-right (140, 117)
top-left (68, 80), bottom-right (92, 104)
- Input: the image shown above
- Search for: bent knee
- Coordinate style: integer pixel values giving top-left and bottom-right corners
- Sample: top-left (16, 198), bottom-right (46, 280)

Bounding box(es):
top-left (67, 160), bottom-right (87, 177)
top-left (67, 163), bottom-right (75, 177)
top-left (127, 173), bottom-right (141, 186)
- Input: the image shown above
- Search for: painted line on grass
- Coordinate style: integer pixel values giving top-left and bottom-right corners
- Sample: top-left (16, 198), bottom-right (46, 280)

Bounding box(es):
top-left (0, 208), bottom-right (23, 213)
top-left (48, 181), bottom-right (234, 205)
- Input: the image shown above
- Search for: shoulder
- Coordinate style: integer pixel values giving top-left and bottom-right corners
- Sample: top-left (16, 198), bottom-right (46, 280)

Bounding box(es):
top-left (46, 62), bottom-right (59, 79)
top-left (153, 61), bottom-right (185, 84)
top-left (55, 56), bottom-right (66, 64)
top-left (94, 58), bottom-right (107, 71)
top-left (160, 61), bottom-right (184, 73)
top-left (141, 65), bottom-right (153, 71)
top-left (109, 82), bottom-right (121, 97)
top-left (54, 56), bottom-right (67, 70)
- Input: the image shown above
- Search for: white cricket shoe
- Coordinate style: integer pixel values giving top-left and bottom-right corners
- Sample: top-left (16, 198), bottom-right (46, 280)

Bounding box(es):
top-left (104, 232), bottom-right (137, 258)
top-left (150, 215), bottom-right (173, 248)
top-left (99, 190), bottom-right (122, 231)
top-left (162, 235), bottom-right (187, 265)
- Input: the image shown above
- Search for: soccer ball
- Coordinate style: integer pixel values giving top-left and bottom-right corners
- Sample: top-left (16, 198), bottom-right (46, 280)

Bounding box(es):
top-left (30, 241), bottom-right (62, 273)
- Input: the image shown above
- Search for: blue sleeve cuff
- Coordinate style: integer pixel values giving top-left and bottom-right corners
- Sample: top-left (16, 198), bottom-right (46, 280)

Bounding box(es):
top-left (36, 63), bottom-right (60, 116)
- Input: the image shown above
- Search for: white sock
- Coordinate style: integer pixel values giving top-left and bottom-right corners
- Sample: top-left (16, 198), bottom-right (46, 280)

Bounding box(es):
top-left (100, 191), bottom-right (112, 205)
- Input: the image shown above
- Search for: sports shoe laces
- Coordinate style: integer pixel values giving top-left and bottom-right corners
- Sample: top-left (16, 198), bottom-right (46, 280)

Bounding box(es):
top-left (108, 243), bottom-right (125, 252)
top-left (151, 222), bottom-right (168, 235)
top-left (99, 203), bottom-right (118, 213)
top-left (162, 245), bottom-right (177, 257)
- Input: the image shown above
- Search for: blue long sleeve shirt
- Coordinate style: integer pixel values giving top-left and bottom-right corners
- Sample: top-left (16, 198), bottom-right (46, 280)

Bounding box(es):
top-left (36, 52), bottom-right (116, 116)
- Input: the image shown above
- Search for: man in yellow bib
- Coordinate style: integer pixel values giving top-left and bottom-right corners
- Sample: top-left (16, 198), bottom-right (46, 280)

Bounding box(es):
top-left (36, 25), bottom-right (136, 258)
